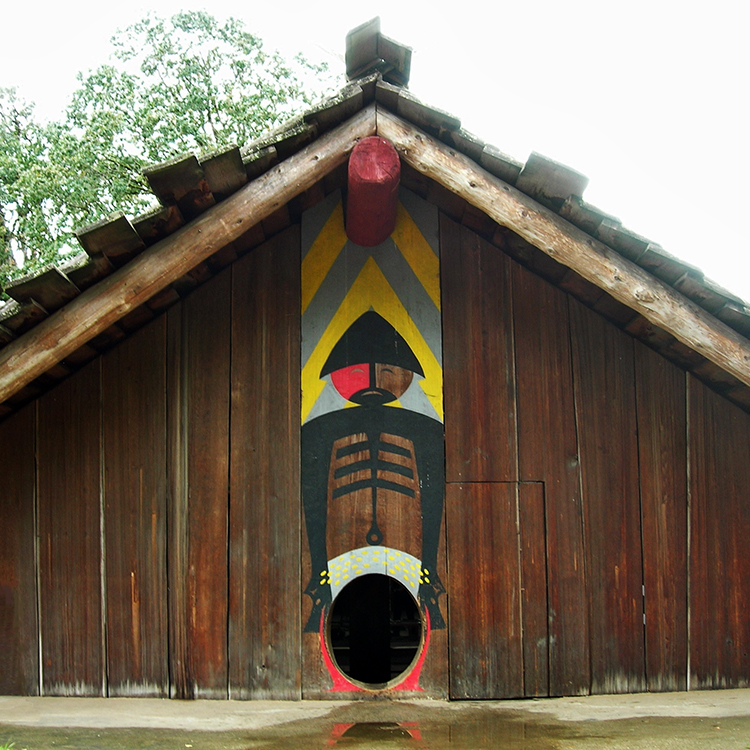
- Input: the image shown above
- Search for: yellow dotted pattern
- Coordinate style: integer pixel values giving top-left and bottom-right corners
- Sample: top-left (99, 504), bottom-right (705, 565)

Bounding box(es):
top-left (327, 546), bottom-right (421, 601)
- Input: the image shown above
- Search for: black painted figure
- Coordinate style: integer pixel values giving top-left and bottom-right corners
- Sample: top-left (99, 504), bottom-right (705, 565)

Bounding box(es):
top-left (302, 311), bottom-right (446, 634)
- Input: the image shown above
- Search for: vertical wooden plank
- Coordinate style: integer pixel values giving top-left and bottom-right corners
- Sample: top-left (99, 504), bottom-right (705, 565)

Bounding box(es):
top-left (519, 481), bottom-right (549, 697)
top-left (447, 482), bottom-right (523, 699)
top-left (38, 361), bottom-right (103, 696)
top-left (689, 376), bottom-right (750, 689)
top-left (635, 342), bottom-right (688, 692)
top-left (513, 263), bottom-right (589, 696)
top-left (0, 405), bottom-right (39, 695)
top-left (570, 299), bottom-right (646, 694)
top-left (167, 303), bottom-right (189, 699)
top-left (442, 216), bottom-right (517, 482)
top-left (187, 269), bottom-right (231, 698)
top-left (168, 270), bottom-right (231, 699)
top-left (102, 318), bottom-right (168, 696)
top-left (229, 226), bottom-right (301, 699)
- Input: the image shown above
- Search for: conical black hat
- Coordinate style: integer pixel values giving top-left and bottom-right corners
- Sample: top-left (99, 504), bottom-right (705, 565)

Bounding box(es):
top-left (320, 311), bottom-right (424, 377)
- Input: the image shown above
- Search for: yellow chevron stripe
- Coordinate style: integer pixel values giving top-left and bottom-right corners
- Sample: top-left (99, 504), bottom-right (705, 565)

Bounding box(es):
top-left (302, 257), bottom-right (443, 424)
top-left (301, 200), bottom-right (348, 315)
top-left (391, 202), bottom-right (441, 311)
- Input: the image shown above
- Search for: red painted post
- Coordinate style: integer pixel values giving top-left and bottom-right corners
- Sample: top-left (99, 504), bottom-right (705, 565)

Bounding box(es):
top-left (346, 136), bottom-right (401, 246)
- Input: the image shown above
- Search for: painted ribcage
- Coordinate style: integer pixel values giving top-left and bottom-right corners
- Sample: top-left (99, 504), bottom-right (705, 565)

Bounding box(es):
top-left (326, 431), bottom-right (422, 561)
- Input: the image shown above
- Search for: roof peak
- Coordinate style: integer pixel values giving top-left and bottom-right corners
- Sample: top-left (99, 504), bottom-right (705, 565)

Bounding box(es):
top-left (345, 17), bottom-right (412, 87)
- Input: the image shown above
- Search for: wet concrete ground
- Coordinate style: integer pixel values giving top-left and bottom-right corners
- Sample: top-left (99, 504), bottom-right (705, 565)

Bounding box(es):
top-left (2, 690), bottom-right (750, 749)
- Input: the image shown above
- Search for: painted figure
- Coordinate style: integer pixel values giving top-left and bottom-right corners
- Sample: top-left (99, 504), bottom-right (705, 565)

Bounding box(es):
top-left (301, 311), bottom-right (445, 635)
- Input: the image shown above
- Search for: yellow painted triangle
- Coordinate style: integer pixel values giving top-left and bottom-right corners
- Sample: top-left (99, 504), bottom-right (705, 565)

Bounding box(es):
top-left (301, 200), bottom-right (348, 315)
top-left (302, 257), bottom-right (443, 424)
top-left (391, 202), bottom-right (441, 310)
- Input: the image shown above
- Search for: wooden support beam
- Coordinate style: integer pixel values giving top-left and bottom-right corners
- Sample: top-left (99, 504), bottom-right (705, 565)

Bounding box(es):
top-left (0, 105), bottom-right (376, 405)
top-left (376, 107), bottom-right (750, 389)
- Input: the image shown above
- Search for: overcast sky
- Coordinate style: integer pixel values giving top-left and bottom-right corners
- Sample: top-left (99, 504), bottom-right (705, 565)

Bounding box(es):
top-left (3, 0), bottom-right (748, 300)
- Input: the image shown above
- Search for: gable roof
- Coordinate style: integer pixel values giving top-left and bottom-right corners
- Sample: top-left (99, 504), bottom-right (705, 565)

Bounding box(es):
top-left (2, 17), bottom-right (750, 420)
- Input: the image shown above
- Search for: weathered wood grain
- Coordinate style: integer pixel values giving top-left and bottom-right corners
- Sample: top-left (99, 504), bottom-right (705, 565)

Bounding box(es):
top-left (512, 262), bottom-right (589, 696)
top-left (166, 304), bottom-right (189, 699)
top-left (0, 105), bottom-right (377, 406)
top-left (377, 107), bottom-right (750, 392)
top-left (181, 270), bottom-right (231, 698)
top-left (38, 361), bottom-right (104, 696)
top-left (689, 376), bottom-right (750, 689)
top-left (228, 226), bottom-right (301, 699)
top-left (441, 216), bottom-right (517, 482)
top-left (0, 405), bottom-right (38, 694)
top-left (635, 342), bottom-right (688, 692)
top-left (519, 482), bottom-right (549, 697)
top-left (570, 299), bottom-right (646, 694)
top-left (447, 482), bottom-right (523, 699)
top-left (102, 318), bottom-right (168, 696)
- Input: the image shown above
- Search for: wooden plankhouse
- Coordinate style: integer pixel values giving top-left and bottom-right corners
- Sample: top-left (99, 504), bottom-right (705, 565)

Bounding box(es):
top-left (2, 18), bottom-right (750, 700)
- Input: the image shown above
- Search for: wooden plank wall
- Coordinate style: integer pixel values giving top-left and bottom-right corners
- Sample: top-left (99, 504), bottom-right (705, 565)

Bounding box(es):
top-left (0, 405), bottom-right (38, 695)
top-left (569, 300), bottom-right (646, 694)
top-left (38, 361), bottom-right (104, 696)
top-left (228, 226), bottom-right (301, 699)
top-left (102, 319), bottom-right (169, 696)
top-left (0, 228), bottom-right (301, 698)
top-left (635, 343), bottom-right (688, 692)
top-left (440, 214), bottom-right (739, 698)
top-left (513, 263), bottom-right (589, 696)
top-left (689, 376), bottom-right (750, 689)
top-left (3, 210), bottom-right (750, 698)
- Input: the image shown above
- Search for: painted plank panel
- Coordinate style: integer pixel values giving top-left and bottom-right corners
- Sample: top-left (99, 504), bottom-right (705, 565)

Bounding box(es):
top-left (168, 269), bottom-right (231, 698)
top-left (442, 215), bottom-right (517, 482)
top-left (689, 376), bottom-right (750, 689)
top-left (635, 342), bottom-right (688, 692)
top-left (0, 405), bottom-right (39, 694)
top-left (570, 299), bottom-right (646, 694)
top-left (229, 226), bottom-right (301, 699)
top-left (512, 262), bottom-right (589, 696)
top-left (102, 318), bottom-right (168, 696)
top-left (447, 482), bottom-right (523, 699)
top-left (38, 361), bottom-right (103, 695)
top-left (519, 482), bottom-right (548, 697)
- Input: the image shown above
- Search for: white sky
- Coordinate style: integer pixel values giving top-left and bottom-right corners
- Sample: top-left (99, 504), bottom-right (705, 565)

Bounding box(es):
top-left (2, 0), bottom-right (748, 300)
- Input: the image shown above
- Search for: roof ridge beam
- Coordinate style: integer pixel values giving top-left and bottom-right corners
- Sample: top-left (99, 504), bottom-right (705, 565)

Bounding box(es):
top-left (375, 105), bottom-right (750, 388)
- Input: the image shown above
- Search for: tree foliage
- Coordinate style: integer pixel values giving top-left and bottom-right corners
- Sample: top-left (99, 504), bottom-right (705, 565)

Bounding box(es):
top-left (0, 11), bottom-right (336, 289)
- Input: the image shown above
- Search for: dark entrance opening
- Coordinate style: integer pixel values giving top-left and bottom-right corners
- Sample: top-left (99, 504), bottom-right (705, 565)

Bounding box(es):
top-left (328, 574), bottom-right (422, 686)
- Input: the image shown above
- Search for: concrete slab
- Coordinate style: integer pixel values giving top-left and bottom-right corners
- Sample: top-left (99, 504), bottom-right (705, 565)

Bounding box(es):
top-left (1, 690), bottom-right (750, 749)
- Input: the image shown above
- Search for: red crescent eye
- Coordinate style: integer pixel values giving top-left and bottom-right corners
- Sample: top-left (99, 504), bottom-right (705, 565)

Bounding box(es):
top-left (331, 364), bottom-right (370, 400)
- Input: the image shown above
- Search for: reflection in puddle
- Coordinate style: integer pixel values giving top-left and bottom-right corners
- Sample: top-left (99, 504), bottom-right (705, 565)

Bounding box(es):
top-left (328, 722), bottom-right (422, 745)
top-left (256, 709), bottom-right (579, 750)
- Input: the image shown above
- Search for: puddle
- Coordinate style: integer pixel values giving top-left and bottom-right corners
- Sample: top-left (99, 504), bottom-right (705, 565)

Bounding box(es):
top-left (4, 702), bottom-right (750, 750)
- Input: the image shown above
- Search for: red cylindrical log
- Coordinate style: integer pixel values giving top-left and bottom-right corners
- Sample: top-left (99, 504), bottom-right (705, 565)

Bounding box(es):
top-left (346, 136), bottom-right (401, 247)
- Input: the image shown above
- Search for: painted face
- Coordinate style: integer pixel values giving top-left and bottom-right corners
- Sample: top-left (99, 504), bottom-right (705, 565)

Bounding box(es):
top-left (331, 363), bottom-right (414, 404)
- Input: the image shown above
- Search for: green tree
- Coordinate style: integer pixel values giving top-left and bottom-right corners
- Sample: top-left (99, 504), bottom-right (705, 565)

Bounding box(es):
top-left (0, 11), bottom-right (336, 289)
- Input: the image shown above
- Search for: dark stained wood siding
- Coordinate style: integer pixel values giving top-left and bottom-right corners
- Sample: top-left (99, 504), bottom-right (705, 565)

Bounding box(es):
top-left (229, 226), bottom-right (301, 699)
top-left (172, 269), bottom-right (232, 698)
top-left (5, 209), bottom-right (750, 700)
top-left (442, 216), bottom-right (517, 482)
top-left (447, 482), bottom-right (523, 699)
top-left (102, 318), bottom-right (168, 696)
top-left (519, 481), bottom-right (549, 697)
top-left (635, 342), bottom-right (688, 691)
top-left (0, 405), bottom-right (38, 695)
top-left (38, 361), bottom-right (104, 696)
top-left (512, 263), bottom-right (589, 696)
top-left (166, 303), bottom-right (190, 699)
top-left (689, 376), bottom-right (750, 689)
top-left (570, 299), bottom-right (646, 694)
